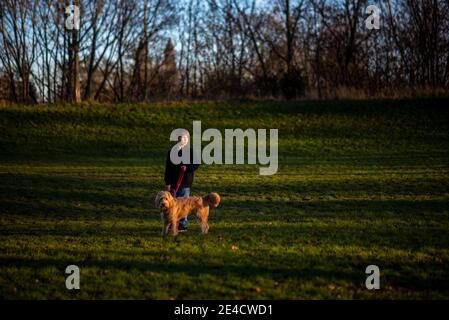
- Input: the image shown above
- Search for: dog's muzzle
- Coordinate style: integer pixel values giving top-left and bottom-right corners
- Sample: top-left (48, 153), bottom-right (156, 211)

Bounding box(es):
top-left (159, 199), bottom-right (168, 210)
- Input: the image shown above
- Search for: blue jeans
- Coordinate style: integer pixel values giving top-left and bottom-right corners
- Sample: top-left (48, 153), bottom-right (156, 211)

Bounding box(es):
top-left (171, 187), bottom-right (190, 227)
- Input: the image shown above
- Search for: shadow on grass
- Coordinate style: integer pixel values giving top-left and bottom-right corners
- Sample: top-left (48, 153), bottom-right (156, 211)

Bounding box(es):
top-left (2, 216), bottom-right (448, 251)
top-left (1, 253), bottom-right (447, 292)
top-left (1, 169), bottom-right (447, 217)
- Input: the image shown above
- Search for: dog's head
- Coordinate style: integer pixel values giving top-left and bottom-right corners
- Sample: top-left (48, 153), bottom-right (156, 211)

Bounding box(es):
top-left (155, 191), bottom-right (174, 212)
top-left (203, 192), bottom-right (221, 208)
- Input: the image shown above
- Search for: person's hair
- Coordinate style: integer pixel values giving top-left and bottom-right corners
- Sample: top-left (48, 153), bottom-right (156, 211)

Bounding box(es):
top-left (175, 128), bottom-right (190, 140)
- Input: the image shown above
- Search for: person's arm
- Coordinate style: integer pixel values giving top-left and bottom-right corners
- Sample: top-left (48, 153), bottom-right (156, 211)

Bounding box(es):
top-left (186, 148), bottom-right (200, 172)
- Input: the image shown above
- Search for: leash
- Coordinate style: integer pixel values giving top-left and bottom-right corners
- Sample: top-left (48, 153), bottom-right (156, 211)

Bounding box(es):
top-left (174, 165), bottom-right (186, 197)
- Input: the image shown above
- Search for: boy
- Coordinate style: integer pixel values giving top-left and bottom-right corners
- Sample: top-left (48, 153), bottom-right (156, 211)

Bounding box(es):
top-left (164, 129), bottom-right (200, 232)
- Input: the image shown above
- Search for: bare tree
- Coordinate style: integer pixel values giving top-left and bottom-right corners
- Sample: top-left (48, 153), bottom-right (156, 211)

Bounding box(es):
top-left (0, 0), bottom-right (39, 103)
top-left (0, 0), bottom-right (448, 103)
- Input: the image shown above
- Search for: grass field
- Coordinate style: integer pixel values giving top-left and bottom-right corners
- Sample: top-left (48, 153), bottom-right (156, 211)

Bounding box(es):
top-left (0, 98), bottom-right (448, 299)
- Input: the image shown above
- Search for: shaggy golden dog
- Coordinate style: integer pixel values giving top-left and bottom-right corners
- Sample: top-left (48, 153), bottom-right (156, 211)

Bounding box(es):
top-left (155, 191), bottom-right (221, 236)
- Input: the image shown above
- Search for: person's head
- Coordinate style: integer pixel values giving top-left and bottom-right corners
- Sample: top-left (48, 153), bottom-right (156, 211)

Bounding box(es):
top-left (176, 128), bottom-right (190, 148)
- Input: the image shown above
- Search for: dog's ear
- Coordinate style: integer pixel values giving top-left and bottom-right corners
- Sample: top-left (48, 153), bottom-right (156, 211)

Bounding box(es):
top-left (165, 191), bottom-right (175, 206)
top-left (155, 191), bottom-right (164, 209)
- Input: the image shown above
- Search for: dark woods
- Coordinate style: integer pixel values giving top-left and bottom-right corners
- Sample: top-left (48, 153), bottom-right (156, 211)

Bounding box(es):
top-left (0, 0), bottom-right (448, 104)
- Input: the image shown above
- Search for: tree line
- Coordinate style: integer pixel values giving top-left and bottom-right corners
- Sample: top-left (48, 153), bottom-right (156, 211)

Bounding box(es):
top-left (0, 0), bottom-right (448, 104)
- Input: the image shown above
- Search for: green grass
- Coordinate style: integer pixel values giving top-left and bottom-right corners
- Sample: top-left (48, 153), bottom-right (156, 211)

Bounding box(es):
top-left (0, 98), bottom-right (448, 299)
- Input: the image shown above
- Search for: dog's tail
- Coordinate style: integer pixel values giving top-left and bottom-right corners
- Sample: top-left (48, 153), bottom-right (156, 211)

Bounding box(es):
top-left (203, 192), bottom-right (220, 208)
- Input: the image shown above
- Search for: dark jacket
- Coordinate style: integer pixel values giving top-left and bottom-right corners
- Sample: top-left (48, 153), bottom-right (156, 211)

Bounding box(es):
top-left (164, 147), bottom-right (200, 189)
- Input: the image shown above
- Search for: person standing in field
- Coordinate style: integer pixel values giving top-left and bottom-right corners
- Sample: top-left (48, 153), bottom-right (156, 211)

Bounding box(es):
top-left (164, 129), bottom-right (200, 232)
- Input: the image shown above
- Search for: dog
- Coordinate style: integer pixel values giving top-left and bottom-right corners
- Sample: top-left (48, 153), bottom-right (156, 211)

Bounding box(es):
top-left (155, 191), bottom-right (221, 236)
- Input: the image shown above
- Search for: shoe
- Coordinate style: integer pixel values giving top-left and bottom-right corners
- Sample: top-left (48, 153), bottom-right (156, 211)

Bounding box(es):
top-left (178, 224), bottom-right (188, 232)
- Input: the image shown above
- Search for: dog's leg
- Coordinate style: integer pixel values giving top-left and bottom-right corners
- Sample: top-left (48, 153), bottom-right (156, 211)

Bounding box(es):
top-left (161, 213), bottom-right (170, 237)
top-left (198, 208), bottom-right (210, 235)
top-left (170, 217), bottom-right (178, 236)
top-left (201, 221), bottom-right (209, 234)
top-left (162, 221), bottom-right (170, 236)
